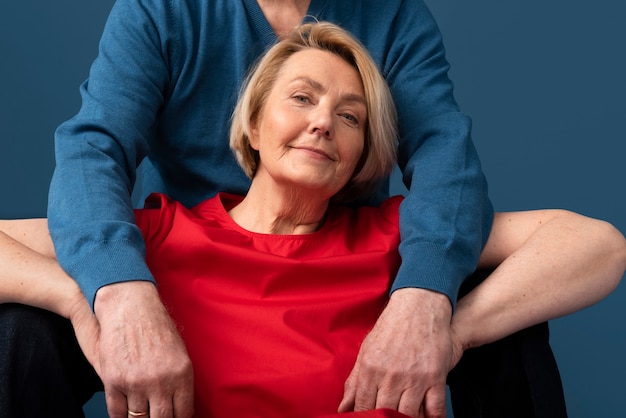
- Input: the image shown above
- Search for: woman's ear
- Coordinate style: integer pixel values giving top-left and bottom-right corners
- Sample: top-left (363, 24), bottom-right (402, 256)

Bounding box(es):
top-left (248, 117), bottom-right (260, 151)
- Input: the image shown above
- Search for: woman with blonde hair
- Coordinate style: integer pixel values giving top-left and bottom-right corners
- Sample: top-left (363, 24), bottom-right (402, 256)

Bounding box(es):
top-left (0, 22), bottom-right (624, 418)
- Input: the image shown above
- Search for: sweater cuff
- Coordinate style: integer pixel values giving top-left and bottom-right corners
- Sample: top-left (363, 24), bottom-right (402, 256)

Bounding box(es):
top-left (390, 243), bottom-right (472, 311)
top-left (65, 240), bottom-right (155, 311)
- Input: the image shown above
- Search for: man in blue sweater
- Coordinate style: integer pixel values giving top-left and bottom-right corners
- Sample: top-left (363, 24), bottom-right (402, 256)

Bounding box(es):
top-left (6, 1), bottom-right (493, 417)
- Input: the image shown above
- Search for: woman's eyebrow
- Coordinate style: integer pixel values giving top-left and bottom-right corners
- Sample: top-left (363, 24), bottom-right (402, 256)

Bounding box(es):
top-left (291, 76), bottom-right (366, 106)
top-left (291, 76), bottom-right (324, 92)
top-left (341, 92), bottom-right (367, 106)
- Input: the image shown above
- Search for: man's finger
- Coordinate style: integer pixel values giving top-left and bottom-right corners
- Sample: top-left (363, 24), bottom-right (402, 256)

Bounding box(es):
top-left (352, 368), bottom-right (379, 412)
top-left (393, 387), bottom-right (424, 418)
top-left (105, 389), bottom-right (130, 418)
top-left (173, 374), bottom-right (195, 418)
top-left (338, 366), bottom-right (359, 412)
top-left (421, 386), bottom-right (447, 418)
top-left (126, 391), bottom-right (151, 418)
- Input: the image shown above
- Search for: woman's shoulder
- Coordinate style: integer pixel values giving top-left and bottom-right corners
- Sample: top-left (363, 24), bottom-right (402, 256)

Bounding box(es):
top-left (135, 192), bottom-right (231, 242)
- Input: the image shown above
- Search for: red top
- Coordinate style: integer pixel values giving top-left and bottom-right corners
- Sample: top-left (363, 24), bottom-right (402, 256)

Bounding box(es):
top-left (136, 193), bottom-right (404, 417)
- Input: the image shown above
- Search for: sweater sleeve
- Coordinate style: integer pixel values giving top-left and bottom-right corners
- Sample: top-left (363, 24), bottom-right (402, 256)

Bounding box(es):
top-left (384, 1), bottom-right (494, 306)
top-left (47, 0), bottom-right (175, 308)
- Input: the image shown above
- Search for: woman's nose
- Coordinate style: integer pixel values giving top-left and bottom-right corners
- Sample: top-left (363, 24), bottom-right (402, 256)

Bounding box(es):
top-left (309, 107), bottom-right (333, 139)
top-left (312, 126), bottom-right (331, 137)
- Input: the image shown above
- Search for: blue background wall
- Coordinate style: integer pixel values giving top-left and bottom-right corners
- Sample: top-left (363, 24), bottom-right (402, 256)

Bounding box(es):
top-left (1, 1), bottom-right (624, 417)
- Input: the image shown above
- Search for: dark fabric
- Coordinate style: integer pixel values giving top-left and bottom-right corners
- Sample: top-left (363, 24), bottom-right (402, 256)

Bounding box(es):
top-left (447, 271), bottom-right (568, 418)
top-left (0, 304), bottom-right (102, 418)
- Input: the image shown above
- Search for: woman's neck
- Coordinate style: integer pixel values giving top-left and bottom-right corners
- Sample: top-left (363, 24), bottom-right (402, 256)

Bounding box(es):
top-left (228, 179), bottom-right (330, 235)
top-left (256, 0), bottom-right (311, 38)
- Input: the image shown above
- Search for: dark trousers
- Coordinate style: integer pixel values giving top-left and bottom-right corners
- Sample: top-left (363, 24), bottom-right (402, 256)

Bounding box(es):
top-left (447, 271), bottom-right (568, 418)
top-left (0, 275), bottom-right (568, 418)
top-left (447, 321), bottom-right (568, 418)
top-left (0, 304), bottom-right (102, 418)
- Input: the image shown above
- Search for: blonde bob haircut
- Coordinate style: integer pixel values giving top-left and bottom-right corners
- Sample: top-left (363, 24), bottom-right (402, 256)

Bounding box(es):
top-left (230, 22), bottom-right (398, 203)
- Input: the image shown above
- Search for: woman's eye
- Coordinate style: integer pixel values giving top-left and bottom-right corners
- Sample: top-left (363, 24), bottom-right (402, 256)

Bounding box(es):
top-left (293, 95), bottom-right (310, 103)
top-left (341, 113), bottom-right (359, 124)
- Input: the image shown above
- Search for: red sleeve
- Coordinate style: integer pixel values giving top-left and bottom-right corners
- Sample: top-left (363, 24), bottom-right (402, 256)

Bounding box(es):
top-left (134, 193), bottom-right (177, 247)
top-left (379, 195), bottom-right (403, 226)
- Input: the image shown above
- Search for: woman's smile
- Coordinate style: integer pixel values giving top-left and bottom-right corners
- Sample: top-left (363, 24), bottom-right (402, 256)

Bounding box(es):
top-left (288, 144), bottom-right (336, 161)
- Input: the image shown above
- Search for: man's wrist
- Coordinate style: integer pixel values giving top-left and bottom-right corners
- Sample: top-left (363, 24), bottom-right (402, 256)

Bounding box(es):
top-left (93, 280), bottom-right (158, 317)
top-left (390, 287), bottom-right (452, 324)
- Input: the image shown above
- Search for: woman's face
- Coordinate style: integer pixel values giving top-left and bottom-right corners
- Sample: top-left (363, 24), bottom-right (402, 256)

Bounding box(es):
top-left (249, 48), bottom-right (367, 198)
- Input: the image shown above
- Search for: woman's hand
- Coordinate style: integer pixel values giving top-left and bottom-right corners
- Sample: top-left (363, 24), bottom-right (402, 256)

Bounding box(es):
top-left (67, 285), bottom-right (102, 375)
top-left (0, 219), bottom-right (101, 377)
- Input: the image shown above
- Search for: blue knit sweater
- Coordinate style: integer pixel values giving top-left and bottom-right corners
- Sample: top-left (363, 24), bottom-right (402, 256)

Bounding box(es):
top-left (49, 0), bottom-right (493, 308)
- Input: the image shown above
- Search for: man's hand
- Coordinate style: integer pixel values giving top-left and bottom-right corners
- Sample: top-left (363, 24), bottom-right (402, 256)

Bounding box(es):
top-left (338, 288), bottom-right (454, 418)
top-left (94, 281), bottom-right (194, 418)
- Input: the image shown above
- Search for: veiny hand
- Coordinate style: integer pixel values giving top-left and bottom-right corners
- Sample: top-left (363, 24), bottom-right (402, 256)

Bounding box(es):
top-left (94, 281), bottom-right (194, 418)
top-left (338, 288), bottom-right (454, 418)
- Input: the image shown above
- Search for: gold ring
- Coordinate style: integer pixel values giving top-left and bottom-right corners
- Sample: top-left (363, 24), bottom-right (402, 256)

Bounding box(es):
top-left (127, 410), bottom-right (149, 417)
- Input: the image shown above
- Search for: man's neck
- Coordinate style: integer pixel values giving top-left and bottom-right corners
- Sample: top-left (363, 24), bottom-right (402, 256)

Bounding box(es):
top-left (256, 0), bottom-right (312, 38)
